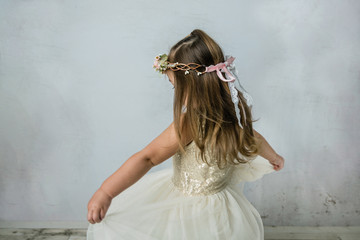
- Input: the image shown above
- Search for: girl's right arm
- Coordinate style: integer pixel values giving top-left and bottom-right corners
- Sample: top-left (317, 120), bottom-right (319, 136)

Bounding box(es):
top-left (253, 129), bottom-right (284, 171)
top-left (88, 116), bottom-right (191, 224)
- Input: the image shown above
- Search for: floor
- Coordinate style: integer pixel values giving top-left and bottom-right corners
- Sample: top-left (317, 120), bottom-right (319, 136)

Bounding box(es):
top-left (0, 227), bottom-right (359, 240)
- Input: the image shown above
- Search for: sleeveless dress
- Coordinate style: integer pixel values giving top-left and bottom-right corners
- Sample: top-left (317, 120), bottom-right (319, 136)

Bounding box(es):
top-left (87, 140), bottom-right (275, 240)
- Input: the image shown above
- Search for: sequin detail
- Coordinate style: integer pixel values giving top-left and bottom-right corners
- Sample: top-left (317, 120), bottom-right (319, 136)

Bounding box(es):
top-left (171, 141), bottom-right (235, 196)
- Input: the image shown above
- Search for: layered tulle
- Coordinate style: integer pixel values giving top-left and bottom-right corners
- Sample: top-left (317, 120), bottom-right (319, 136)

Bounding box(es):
top-left (87, 155), bottom-right (275, 240)
top-left (229, 154), bottom-right (276, 185)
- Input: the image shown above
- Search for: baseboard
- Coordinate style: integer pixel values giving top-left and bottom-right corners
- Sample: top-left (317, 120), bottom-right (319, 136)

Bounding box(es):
top-left (0, 222), bottom-right (359, 234)
top-left (0, 221), bottom-right (89, 229)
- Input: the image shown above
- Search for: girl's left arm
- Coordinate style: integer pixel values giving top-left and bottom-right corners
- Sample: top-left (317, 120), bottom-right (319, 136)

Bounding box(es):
top-left (253, 129), bottom-right (285, 171)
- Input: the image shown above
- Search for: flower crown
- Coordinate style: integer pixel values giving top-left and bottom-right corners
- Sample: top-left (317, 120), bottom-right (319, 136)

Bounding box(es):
top-left (152, 52), bottom-right (255, 130)
top-left (153, 53), bottom-right (206, 75)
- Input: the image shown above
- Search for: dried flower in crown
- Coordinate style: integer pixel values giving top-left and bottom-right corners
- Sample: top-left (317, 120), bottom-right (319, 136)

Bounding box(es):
top-left (153, 54), bottom-right (178, 74)
top-left (153, 54), bottom-right (167, 74)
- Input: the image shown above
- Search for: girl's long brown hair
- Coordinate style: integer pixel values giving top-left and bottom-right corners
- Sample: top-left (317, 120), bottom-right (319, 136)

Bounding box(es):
top-left (168, 29), bottom-right (260, 169)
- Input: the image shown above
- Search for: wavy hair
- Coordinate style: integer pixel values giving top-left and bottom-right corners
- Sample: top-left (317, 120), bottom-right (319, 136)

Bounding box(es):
top-left (168, 29), bottom-right (260, 169)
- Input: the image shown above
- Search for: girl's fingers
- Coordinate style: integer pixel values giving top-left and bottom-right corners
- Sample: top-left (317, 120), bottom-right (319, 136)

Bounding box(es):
top-left (93, 209), bottom-right (99, 223)
top-left (95, 208), bottom-right (103, 223)
top-left (88, 209), bottom-right (95, 224)
top-left (88, 207), bottom-right (103, 224)
top-left (100, 208), bottom-right (105, 220)
top-left (273, 164), bottom-right (280, 171)
top-left (87, 209), bottom-right (91, 222)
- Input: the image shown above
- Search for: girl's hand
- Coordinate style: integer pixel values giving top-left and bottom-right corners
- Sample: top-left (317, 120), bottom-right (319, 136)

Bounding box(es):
top-left (269, 154), bottom-right (285, 171)
top-left (87, 188), bottom-right (113, 224)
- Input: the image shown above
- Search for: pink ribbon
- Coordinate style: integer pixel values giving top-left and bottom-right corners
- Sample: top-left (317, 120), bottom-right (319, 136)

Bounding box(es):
top-left (205, 56), bottom-right (236, 82)
top-left (205, 56), bottom-right (248, 129)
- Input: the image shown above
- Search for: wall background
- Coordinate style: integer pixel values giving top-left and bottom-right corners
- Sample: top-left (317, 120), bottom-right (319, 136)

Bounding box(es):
top-left (0, 0), bottom-right (359, 227)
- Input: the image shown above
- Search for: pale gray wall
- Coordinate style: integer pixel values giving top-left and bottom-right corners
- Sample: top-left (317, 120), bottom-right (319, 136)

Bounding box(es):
top-left (0, 0), bottom-right (359, 226)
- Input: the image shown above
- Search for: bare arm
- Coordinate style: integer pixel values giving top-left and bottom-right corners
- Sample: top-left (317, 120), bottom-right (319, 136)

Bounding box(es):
top-left (88, 120), bottom-right (191, 224)
top-left (99, 151), bottom-right (154, 199)
top-left (253, 129), bottom-right (279, 163)
top-left (100, 119), bottom-right (191, 199)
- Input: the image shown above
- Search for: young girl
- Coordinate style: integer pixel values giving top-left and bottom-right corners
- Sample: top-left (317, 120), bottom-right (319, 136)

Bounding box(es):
top-left (87, 29), bottom-right (284, 240)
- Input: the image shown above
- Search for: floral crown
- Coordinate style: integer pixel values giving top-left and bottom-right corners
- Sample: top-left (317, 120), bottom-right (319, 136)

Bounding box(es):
top-left (152, 52), bottom-right (255, 130)
top-left (153, 53), bottom-right (206, 75)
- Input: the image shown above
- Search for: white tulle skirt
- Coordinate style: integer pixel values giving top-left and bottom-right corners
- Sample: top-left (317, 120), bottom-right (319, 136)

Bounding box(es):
top-left (87, 155), bottom-right (275, 240)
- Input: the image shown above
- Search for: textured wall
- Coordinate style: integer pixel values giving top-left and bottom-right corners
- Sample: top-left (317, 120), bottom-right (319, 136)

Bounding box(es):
top-left (0, 0), bottom-right (359, 226)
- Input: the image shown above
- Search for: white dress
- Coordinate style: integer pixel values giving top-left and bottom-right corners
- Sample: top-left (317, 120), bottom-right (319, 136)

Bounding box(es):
top-left (87, 140), bottom-right (275, 240)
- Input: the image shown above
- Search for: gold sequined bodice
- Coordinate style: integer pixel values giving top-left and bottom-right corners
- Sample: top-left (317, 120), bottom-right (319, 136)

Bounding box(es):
top-left (171, 141), bottom-right (235, 196)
